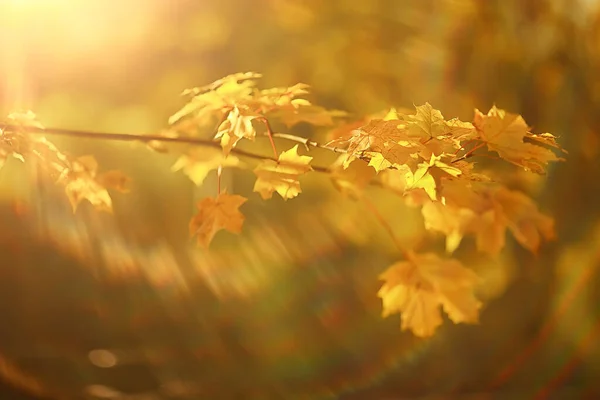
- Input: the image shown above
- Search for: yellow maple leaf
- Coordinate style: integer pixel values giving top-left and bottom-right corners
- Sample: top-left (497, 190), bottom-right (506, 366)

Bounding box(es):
top-left (423, 182), bottom-right (556, 255)
top-left (215, 106), bottom-right (259, 156)
top-left (405, 162), bottom-right (437, 201)
top-left (405, 102), bottom-right (475, 142)
top-left (253, 145), bottom-right (313, 200)
top-left (171, 148), bottom-right (240, 186)
top-left (325, 107), bottom-right (410, 143)
top-left (491, 186), bottom-right (556, 253)
top-left (169, 72), bottom-right (261, 126)
top-left (342, 119), bottom-right (422, 172)
top-left (403, 154), bottom-right (462, 201)
top-left (329, 153), bottom-right (375, 199)
top-left (269, 104), bottom-right (347, 128)
top-left (473, 106), bottom-right (565, 174)
top-left (63, 156), bottom-right (129, 213)
top-left (399, 103), bottom-right (475, 159)
top-left (378, 252), bottom-right (482, 337)
top-left (189, 192), bottom-right (247, 248)
top-left (255, 83), bottom-right (311, 111)
top-left (421, 201), bottom-right (477, 253)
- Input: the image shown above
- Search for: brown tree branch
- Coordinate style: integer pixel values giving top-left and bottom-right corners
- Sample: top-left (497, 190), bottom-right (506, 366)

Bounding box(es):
top-left (0, 124), bottom-right (335, 173)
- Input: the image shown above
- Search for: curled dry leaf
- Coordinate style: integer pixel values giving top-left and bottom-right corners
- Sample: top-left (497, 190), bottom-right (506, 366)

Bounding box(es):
top-left (378, 252), bottom-right (482, 338)
top-left (189, 192), bottom-right (247, 248)
top-left (253, 145), bottom-right (313, 200)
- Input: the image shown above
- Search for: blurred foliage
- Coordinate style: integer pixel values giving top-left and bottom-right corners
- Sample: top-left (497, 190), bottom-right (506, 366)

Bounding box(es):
top-left (1, 0), bottom-right (600, 398)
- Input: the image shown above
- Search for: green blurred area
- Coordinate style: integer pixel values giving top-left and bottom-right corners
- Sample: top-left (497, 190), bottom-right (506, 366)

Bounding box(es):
top-left (1, 0), bottom-right (600, 398)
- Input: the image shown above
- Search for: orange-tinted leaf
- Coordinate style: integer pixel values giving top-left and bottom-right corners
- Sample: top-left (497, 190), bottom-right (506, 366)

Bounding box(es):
top-left (329, 154), bottom-right (375, 199)
top-left (97, 170), bottom-right (131, 193)
top-left (342, 119), bottom-right (422, 171)
top-left (423, 183), bottom-right (556, 255)
top-left (189, 192), bottom-right (247, 248)
top-left (473, 106), bottom-right (565, 174)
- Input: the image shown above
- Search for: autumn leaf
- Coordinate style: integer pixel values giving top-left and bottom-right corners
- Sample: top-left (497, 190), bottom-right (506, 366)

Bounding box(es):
top-left (96, 170), bottom-right (131, 193)
top-left (255, 82), bottom-right (347, 126)
top-left (215, 106), bottom-right (259, 156)
top-left (421, 201), bottom-right (477, 253)
top-left (169, 72), bottom-right (261, 126)
top-left (423, 183), bottom-right (556, 255)
top-left (405, 162), bottom-right (437, 201)
top-left (181, 72), bottom-right (262, 98)
top-left (269, 104), bottom-right (347, 128)
top-left (403, 103), bottom-right (475, 145)
top-left (62, 156), bottom-right (128, 213)
top-left (329, 153), bottom-right (375, 199)
top-left (341, 119), bottom-right (422, 172)
top-left (402, 154), bottom-right (462, 201)
top-left (5, 110), bottom-right (45, 130)
top-left (326, 107), bottom-right (409, 143)
top-left (189, 192), bottom-right (247, 248)
top-left (171, 148), bottom-right (240, 185)
top-left (378, 252), bottom-right (482, 337)
top-left (253, 145), bottom-right (313, 200)
top-left (491, 186), bottom-right (556, 253)
top-left (473, 106), bottom-right (565, 174)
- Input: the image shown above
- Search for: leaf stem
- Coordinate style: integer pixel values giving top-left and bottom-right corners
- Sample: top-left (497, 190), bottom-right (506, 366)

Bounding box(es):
top-left (452, 141), bottom-right (486, 163)
top-left (259, 117), bottom-right (279, 159)
top-left (217, 164), bottom-right (222, 195)
top-left (270, 132), bottom-right (347, 153)
top-left (360, 195), bottom-right (411, 259)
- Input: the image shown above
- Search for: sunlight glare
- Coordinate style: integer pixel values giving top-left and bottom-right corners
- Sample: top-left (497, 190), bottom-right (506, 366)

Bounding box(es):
top-left (0, 0), bottom-right (165, 110)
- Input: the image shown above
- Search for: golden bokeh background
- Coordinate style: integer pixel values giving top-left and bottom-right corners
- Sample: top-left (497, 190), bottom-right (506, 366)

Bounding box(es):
top-left (0, 0), bottom-right (600, 398)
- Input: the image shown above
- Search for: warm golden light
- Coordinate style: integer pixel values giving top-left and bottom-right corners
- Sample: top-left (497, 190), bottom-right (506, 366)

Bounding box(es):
top-left (0, 0), bottom-right (166, 111)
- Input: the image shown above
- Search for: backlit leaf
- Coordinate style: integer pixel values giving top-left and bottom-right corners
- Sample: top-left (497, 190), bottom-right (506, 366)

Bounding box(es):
top-left (253, 145), bottom-right (313, 200)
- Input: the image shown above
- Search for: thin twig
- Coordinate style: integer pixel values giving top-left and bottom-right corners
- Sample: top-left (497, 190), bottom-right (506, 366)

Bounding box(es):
top-left (270, 132), bottom-right (347, 153)
top-left (217, 164), bottom-right (222, 195)
top-left (2, 124), bottom-right (333, 173)
top-left (452, 141), bottom-right (486, 163)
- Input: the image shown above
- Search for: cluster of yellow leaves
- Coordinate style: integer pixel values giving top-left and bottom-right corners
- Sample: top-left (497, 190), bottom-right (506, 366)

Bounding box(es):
top-left (169, 74), bottom-right (329, 247)
top-left (329, 102), bottom-right (566, 337)
top-left (171, 76), bottom-right (565, 338)
top-left (421, 183), bottom-right (555, 255)
top-left (0, 111), bottom-right (129, 213)
top-left (168, 72), bottom-right (346, 155)
top-left (1, 74), bottom-right (567, 340)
